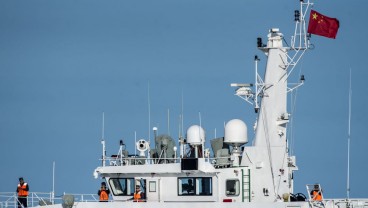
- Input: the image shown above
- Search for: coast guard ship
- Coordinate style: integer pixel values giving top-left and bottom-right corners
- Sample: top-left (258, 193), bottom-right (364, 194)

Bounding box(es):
top-left (1, 1), bottom-right (367, 208)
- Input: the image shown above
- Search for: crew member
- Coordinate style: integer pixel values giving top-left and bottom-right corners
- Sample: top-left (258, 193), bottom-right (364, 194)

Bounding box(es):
top-left (133, 185), bottom-right (144, 202)
top-left (16, 177), bottom-right (29, 208)
top-left (98, 182), bottom-right (110, 202)
top-left (187, 179), bottom-right (194, 194)
top-left (311, 184), bottom-right (323, 201)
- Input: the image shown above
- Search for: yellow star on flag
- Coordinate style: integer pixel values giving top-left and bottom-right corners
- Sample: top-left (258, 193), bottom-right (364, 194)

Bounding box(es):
top-left (312, 13), bottom-right (318, 20)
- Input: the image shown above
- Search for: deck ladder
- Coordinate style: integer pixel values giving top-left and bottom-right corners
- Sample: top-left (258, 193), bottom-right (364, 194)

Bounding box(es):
top-left (242, 169), bottom-right (251, 202)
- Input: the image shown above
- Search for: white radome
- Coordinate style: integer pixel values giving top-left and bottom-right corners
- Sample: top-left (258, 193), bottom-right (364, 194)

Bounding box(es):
top-left (224, 119), bottom-right (248, 145)
top-left (186, 125), bottom-right (205, 145)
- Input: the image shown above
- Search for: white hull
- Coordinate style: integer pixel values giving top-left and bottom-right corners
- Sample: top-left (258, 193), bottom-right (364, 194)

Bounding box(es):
top-left (30, 200), bottom-right (368, 208)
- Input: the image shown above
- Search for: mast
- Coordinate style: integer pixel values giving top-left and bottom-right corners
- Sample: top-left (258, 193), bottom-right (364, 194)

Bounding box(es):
top-left (233, 0), bottom-right (313, 202)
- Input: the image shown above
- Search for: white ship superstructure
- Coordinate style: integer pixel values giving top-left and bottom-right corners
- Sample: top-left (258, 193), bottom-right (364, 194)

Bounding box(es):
top-left (1, 1), bottom-right (367, 208)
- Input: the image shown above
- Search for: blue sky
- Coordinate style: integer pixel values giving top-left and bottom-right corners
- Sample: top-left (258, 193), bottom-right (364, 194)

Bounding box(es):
top-left (1, 0), bottom-right (367, 199)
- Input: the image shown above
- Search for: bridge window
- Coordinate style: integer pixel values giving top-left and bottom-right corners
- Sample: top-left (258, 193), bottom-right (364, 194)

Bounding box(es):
top-left (226, 179), bottom-right (240, 196)
top-left (109, 178), bottom-right (135, 196)
top-left (178, 177), bottom-right (212, 196)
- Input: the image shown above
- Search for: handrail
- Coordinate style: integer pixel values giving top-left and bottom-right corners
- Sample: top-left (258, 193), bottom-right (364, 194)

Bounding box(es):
top-left (2, 192), bottom-right (368, 208)
top-left (307, 198), bottom-right (368, 208)
top-left (103, 156), bottom-right (224, 167)
top-left (0, 192), bottom-right (99, 208)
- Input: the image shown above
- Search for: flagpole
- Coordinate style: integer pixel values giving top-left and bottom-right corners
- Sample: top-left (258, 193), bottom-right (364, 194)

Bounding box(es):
top-left (347, 69), bottom-right (351, 199)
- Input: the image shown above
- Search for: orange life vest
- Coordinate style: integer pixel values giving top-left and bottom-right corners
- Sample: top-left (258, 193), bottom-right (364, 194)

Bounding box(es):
top-left (17, 183), bottom-right (28, 197)
top-left (312, 190), bottom-right (322, 201)
top-left (134, 191), bottom-right (142, 202)
top-left (99, 189), bottom-right (109, 201)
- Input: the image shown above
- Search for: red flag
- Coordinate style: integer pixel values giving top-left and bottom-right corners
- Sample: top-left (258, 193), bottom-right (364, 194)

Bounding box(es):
top-left (307, 10), bottom-right (340, 39)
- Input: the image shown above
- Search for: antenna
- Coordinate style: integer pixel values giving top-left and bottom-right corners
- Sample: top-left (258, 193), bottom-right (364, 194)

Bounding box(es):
top-left (181, 90), bottom-right (184, 137)
top-left (347, 69), bottom-right (352, 199)
top-left (178, 114), bottom-right (182, 138)
top-left (178, 114), bottom-right (184, 158)
top-left (167, 109), bottom-right (170, 136)
top-left (199, 112), bottom-right (204, 158)
top-left (101, 112), bottom-right (106, 167)
top-left (148, 83), bottom-right (151, 145)
top-left (135, 131), bottom-right (137, 156)
top-left (255, 55), bottom-right (260, 112)
top-left (102, 112), bottom-right (105, 139)
top-left (52, 161), bottom-right (55, 203)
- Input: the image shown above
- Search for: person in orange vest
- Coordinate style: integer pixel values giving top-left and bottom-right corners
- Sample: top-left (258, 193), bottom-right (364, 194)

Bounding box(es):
top-left (16, 177), bottom-right (29, 208)
top-left (310, 184), bottom-right (323, 201)
top-left (97, 182), bottom-right (110, 202)
top-left (133, 185), bottom-right (144, 202)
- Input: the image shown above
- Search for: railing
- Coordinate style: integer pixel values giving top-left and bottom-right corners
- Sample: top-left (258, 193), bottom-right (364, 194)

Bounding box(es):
top-left (65, 193), bottom-right (99, 202)
top-left (0, 192), bottom-right (17, 208)
top-left (2, 192), bottom-right (368, 208)
top-left (0, 192), bottom-right (53, 208)
top-left (308, 198), bottom-right (368, 208)
top-left (104, 156), bottom-right (219, 167)
top-left (0, 192), bottom-right (98, 208)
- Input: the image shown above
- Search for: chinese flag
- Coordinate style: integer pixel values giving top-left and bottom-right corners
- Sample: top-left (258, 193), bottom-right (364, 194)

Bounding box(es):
top-left (307, 10), bottom-right (340, 39)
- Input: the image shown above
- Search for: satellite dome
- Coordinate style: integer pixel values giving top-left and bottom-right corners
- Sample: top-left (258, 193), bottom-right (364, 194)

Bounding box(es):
top-left (186, 125), bottom-right (205, 145)
top-left (224, 119), bottom-right (248, 145)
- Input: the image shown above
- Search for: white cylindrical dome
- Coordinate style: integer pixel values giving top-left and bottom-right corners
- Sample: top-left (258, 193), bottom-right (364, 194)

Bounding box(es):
top-left (224, 119), bottom-right (248, 145)
top-left (186, 125), bottom-right (205, 145)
